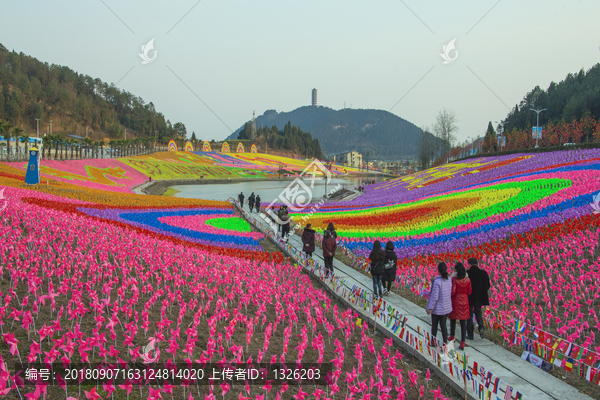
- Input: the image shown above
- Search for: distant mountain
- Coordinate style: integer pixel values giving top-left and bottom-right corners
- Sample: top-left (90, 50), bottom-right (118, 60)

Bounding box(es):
top-left (227, 106), bottom-right (427, 160)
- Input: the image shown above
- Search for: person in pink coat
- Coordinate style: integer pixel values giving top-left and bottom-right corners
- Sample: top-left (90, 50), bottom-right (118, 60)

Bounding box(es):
top-left (448, 262), bottom-right (472, 350)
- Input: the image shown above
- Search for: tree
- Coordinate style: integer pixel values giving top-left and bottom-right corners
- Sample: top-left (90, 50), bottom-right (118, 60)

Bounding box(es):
top-left (0, 121), bottom-right (15, 161)
top-left (191, 131), bottom-right (197, 150)
top-left (84, 137), bottom-right (93, 158)
top-left (417, 126), bottom-right (437, 170)
top-left (433, 108), bottom-right (457, 163)
top-left (483, 122), bottom-right (497, 153)
top-left (238, 123), bottom-right (252, 140)
top-left (173, 122), bottom-right (187, 139)
top-left (19, 133), bottom-right (30, 157)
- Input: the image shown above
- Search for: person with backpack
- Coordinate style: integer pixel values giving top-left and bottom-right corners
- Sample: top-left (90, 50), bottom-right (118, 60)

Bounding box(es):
top-left (448, 262), bottom-right (472, 350)
top-left (255, 195), bottom-right (261, 213)
top-left (382, 241), bottom-right (398, 295)
top-left (280, 212), bottom-right (290, 241)
top-left (238, 192), bottom-right (245, 208)
top-left (466, 257), bottom-right (491, 340)
top-left (277, 206), bottom-right (285, 232)
top-left (369, 240), bottom-right (386, 297)
top-left (322, 230), bottom-right (336, 272)
top-left (426, 262), bottom-right (453, 345)
top-left (248, 192), bottom-right (255, 212)
top-left (301, 223), bottom-right (316, 258)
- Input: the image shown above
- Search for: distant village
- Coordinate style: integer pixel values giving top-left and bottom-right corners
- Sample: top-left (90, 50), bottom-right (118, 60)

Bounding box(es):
top-left (327, 150), bottom-right (421, 175)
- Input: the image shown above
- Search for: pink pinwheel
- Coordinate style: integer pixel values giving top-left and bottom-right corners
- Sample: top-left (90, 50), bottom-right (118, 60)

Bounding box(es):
top-left (102, 381), bottom-right (116, 397)
top-left (408, 370), bottom-right (418, 388)
top-left (220, 382), bottom-right (230, 396)
top-left (27, 341), bottom-right (41, 363)
top-left (313, 387), bottom-right (325, 400)
top-left (261, 379), bottom-right (273, 393)
top-left (118, 382), bottom-right (133, 396)
top-left (2, 333), bottom-right (18, 356)
top-left (345, 367), bottom-right (358, 385)
top-left (84, 386), bottom-right (103, 400)
top-left (148, 386), bottom-right (163, 400)
top-left (293, 387), bottom-right (309, 400)
top-left (24, 386), bottom-right (42, 400)
top-left (430, 387), bottom-right (444, 399)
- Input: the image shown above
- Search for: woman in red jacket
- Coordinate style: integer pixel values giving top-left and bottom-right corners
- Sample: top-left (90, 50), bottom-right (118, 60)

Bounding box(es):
top-left (449, 262), bottom-right (472, 350)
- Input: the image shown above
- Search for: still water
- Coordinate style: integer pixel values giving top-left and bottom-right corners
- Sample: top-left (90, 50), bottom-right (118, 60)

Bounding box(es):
top-left (166, 176), bottom-right (389, 202)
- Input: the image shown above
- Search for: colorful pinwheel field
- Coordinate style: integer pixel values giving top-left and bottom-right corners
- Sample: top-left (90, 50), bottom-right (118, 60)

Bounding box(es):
top-left (0, 162), bottom-right (452, 399)
top-left (4, 151), bottom-right (360, 194)
top-left (291, 149), bottom-right (600, 373)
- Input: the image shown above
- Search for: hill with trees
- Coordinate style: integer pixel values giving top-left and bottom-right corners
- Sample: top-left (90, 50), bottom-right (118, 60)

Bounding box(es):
top-left (0, 43), bottom-right (184, 142)
top-left (481, 63), bottom-right (600, 153)
top-left (499, 63), bottom-right (600, 134)
top-left (237, 121), bottom-right (324, 159)
top-left (227, 106), bottom-right (431, 160)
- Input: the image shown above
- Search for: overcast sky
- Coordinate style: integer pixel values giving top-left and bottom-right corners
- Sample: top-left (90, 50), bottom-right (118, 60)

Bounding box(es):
top-left (1, 0), bottom-right (598, 144)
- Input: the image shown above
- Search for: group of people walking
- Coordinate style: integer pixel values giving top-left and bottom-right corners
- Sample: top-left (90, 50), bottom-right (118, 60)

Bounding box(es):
top-left (237, 197), bottom-right (490, 352)
top-left (425, 258), bottom-right (491, 350)
top-left (369, 240), bottom-right (398, 297)
top-left (238, 192), bottom-right (261, 213)
top-left (301, 222), bottom-right (338, 273)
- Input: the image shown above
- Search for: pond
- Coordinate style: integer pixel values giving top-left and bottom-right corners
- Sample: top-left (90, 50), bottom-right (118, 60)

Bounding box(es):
top-left (165, 176), bottom-right (391, 203)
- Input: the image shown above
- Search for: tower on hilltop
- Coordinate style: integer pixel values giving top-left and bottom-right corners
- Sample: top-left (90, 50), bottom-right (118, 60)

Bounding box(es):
top-left (312, 88), bottom-right (317, 106)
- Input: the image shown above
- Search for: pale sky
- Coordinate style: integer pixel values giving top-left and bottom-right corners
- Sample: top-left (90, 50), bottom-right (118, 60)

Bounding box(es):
top-left (1, 0), bottom-right (598, 144)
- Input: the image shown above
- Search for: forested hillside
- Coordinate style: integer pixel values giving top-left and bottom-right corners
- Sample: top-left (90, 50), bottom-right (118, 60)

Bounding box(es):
top-left (238, 121), bottom-right (324, 159)
top-left (0, 43), bottom-right (184, 141)
top-left (502, 63), bottom-right (600, 132)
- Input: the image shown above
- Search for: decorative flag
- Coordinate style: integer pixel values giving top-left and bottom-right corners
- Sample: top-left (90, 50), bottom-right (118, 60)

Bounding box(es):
top-left (504, 385), bottom-right (513, 400)
top-left (485, 371), bottom-right (492, 388)
top-left (585, 366), bottom-right (594, 382)
top-left (491, 377), bottom-right (500, 394)
top-left (514, 319), bottom-right (526, 333)
top-left (564, 357), bottom-right (574, 372)
top-left (581, 351), bottom-right (597, 366)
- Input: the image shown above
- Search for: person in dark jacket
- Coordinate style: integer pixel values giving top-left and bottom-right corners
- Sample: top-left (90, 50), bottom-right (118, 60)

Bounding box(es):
top-left (277, 206), bottom-right (285, 232)
top-left (238, 192), bottom-right (245, 208)
top-left (248, 192), bottom-right (255, 212)
top-left (326, 222), bottom-right (337, 239)
top-left (280, 212), bottom-right (290, 240)
top-left (301, 223), bottom-right (316, 258)
top-left (466, 257), bottom-right (491, 340)
top-left (254, 195), bottom-right (261, 213)
top-left (369, 240), bottom-right (386, 297)
top-left (322, 230), bottom-right (337, 272)
top-left (449, 262), bottom-right (472, 350)
top-left (382, 241), bottom-right (398, 295)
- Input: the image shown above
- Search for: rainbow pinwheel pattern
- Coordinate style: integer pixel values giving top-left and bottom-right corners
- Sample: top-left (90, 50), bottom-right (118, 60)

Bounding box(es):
top-left (292, 149), bottom-right (600, 351)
